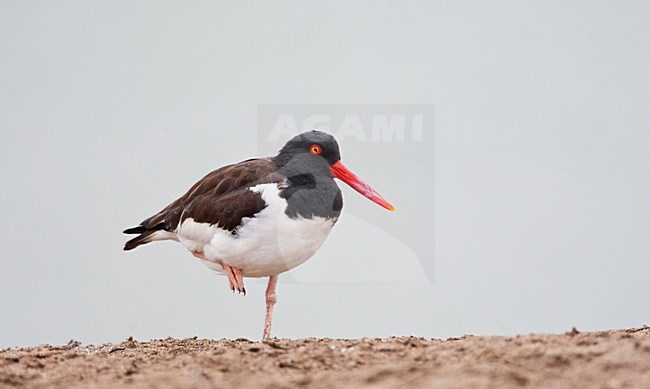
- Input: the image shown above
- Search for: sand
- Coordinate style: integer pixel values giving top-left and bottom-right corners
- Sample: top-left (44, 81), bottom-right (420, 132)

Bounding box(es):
top-left (1, 326), bottom-right (649, 388)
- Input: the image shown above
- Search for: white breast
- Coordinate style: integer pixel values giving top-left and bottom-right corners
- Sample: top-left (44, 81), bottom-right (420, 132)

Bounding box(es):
top-left (175, 183), bottom-right (336, 278)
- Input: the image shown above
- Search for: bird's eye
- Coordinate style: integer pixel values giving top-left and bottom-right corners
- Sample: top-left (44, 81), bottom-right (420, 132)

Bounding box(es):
top-left (309, 144), bottom-right (322, 155)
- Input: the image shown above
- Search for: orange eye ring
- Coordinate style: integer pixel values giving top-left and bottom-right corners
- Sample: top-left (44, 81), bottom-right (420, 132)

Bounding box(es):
top-left (309, 144), bottom-right (322, 155)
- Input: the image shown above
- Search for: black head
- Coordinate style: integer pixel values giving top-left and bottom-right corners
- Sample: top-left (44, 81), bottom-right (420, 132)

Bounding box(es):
top-left (272, 130), bottom-right (341, 175)
top-left (272, 129), bottom-right (396, 213)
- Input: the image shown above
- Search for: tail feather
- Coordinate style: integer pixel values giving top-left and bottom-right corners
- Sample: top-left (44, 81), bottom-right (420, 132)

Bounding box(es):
top-left (124, 231), bottom-right (157, 251)
top-left (123, 226), bottom-right (147, 234)
top-left (123, 222), bottom-right (167, 251)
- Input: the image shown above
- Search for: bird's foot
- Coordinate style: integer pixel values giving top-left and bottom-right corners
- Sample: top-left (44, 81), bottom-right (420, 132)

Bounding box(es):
top-left (262, 337), bottom-right (285, 347)
top-left (223, 265), bottom-right (246, 295)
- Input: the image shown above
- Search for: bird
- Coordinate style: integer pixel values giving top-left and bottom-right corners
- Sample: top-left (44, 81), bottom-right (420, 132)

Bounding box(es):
top-left (123, 130), bottom-right (394, 341)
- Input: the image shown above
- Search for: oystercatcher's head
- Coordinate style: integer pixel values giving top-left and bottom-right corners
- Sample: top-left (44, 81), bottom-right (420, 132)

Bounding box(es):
top-left (274, 130), bottom-right (395, 212)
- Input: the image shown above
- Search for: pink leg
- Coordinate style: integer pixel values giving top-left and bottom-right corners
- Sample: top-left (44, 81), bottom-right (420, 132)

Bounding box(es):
top-left (263, 275), bottom-right (278, 342)
top-left (222, 265), bottom-right (246, 294)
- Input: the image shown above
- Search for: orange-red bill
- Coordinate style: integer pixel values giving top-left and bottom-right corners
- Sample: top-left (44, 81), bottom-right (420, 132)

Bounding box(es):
top-left (330, 161), bottom-right (395, 212)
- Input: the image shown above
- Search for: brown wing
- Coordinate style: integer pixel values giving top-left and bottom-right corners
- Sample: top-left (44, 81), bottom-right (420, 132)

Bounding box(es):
top-left (123, 158), bottom-right (284, 250)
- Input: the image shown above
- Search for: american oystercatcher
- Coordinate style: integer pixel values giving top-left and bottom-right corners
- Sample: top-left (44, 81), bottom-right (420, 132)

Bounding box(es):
top-left (123, 130), bottom-right (394, 340)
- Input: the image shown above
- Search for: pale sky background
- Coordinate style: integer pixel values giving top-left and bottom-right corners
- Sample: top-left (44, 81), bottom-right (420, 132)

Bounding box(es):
top-left (1, 1), bottom-right (649, 348)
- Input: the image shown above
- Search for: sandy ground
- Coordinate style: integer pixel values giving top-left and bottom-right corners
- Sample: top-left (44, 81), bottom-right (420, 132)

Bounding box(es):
top-left (1, 327), bottom-right (649, 388)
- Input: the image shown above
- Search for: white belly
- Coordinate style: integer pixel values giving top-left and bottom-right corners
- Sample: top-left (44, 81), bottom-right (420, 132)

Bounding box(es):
top-left (175, 183), bottom-right (336, 278)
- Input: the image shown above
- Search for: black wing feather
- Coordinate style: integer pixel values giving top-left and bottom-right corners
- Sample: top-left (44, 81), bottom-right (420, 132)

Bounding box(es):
top-left (123, 158), bottom-right (284, 250)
